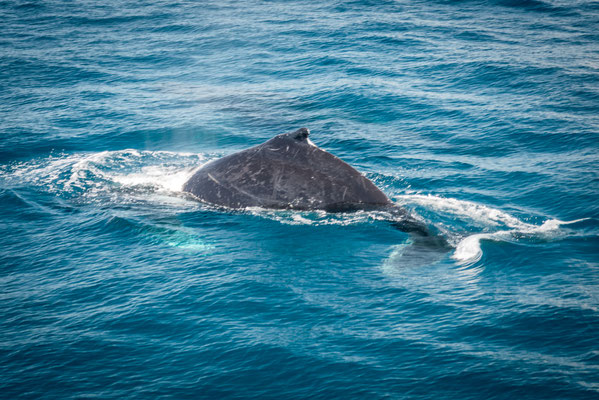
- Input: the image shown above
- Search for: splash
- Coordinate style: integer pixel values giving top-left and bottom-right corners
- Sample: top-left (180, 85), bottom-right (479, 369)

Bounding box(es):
top-left (237, 205), bottom-right (413, 230)
top-left (452, 218), bottom-right (588, 263)
top-left (400, 194), bottom-right (588, 263)
top-left (0, 150), bottom-right (207, 206)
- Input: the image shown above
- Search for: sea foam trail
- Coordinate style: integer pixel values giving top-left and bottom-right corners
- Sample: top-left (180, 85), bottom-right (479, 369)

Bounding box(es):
top-left (400, 194), bottom-right (587, 263)
top-left (452, 219), bottom-right (588, 263)
top-left (1, 150), bottom-right (205, 205)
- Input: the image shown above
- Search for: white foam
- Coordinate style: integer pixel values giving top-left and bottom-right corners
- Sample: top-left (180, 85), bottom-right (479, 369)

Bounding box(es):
top-left (453, 232), bottom-right (504, 263)
top-left (399, 194), bottom-right (588, 264)
top-left (244, 207), bottom-right (394, 227)
top-left (111, 165), bottom-right (197, 192)
top-left (399, 194), bottom-right (523, 228)
top-left (2, 149), bottom-right (206, 206)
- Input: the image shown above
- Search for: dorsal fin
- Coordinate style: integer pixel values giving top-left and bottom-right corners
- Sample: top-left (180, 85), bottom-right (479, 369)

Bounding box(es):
top-left (291, 127), bottom-right (309, 141)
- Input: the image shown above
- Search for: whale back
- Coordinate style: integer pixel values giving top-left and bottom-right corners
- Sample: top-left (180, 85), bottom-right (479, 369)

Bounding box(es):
top-left (183, 128), bottom-right (392, 211)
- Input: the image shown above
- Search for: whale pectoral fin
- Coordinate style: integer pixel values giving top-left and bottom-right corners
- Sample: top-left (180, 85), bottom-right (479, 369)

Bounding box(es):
top-left (384, 205), bottom-right (452, 267)
top-left (408, 231), bottom-right (451, 252)
top-left (386, 205), bottom-right (431, 237)
top-left (384, 231), bottom-right (452, 270)
top-left (390, 217), bottom-right (431, 237)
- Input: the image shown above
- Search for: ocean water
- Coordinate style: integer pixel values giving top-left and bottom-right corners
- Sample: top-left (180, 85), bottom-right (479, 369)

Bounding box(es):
top-left (1, 0), bottom-right (598, 398)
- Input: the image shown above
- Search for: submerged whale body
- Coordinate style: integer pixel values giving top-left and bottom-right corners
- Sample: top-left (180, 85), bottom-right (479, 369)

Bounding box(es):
top-left (183, 128), bottom-right (427, 234)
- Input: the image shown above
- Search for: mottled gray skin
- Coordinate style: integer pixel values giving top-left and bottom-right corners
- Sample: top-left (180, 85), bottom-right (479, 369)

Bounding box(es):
top-left (183, 128), bottom-right (429, 234)
top-left (184, 128), bottom-right (391, 210)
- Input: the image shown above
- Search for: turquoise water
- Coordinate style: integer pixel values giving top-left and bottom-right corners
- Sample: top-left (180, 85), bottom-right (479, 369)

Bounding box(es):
top-left (1, 0), bottom-right (598, 398)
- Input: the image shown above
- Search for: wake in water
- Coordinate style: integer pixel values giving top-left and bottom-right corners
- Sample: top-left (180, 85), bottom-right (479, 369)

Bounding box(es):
top-left (0, 151), bottom-right (587, 263)
top-left (0, 150), bottom-right (216, 252)
top-left (397, 194), bottom-right (588, 264)
top-left (0, 150), bottom-right (203, 206)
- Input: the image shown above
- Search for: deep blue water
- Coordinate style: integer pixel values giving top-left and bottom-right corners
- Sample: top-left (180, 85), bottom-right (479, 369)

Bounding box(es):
top-left (1, 0), bottom-right (599, 398)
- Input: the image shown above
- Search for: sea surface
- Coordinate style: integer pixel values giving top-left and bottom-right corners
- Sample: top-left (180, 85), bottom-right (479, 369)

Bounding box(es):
top-left (1, 0), bottom-right (598, 398)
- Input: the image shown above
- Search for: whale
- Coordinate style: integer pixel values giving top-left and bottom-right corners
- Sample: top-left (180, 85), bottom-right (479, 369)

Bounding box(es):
top-left (183, 128), bottom-right (429, 235)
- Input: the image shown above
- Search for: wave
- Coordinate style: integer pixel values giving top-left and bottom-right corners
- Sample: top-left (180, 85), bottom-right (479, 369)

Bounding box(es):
top-left (399, 194), bottom-right (588, 263)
